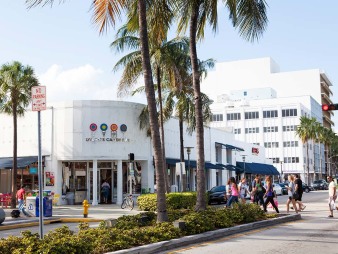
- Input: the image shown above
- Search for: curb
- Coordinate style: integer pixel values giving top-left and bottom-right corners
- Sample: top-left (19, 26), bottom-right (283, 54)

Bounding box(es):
top-left (0, 217), bottom-right (103, 231)
top-left (107, 213), bottom-right (301, 254)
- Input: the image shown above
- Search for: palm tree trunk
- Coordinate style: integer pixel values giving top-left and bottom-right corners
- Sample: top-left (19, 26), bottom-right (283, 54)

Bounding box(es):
top-left (179, 114), bottom-right (186, 191)
top-left (138, 0), bottom-right (168, 222)
top-left (306, 143), bottom-right (310, 185)
top-left (11, 107), bottom-right (18, 208)
top-left (189, 3), bottom-right (206, 211)
top-left (156, 66), bottom-right (170, 193)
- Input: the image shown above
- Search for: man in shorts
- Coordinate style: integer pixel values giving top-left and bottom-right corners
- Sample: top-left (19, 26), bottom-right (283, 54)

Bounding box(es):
top-left (294, 174), bottom-right (306, 211)
top-left (327, 176), bottom-right (337, 218)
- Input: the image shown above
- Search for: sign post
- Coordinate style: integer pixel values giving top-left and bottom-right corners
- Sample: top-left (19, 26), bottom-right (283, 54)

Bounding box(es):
top-left (31, 86), bottom-right (46, 239)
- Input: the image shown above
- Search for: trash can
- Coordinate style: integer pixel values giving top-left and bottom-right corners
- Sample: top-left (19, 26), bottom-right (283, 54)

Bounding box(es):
top-left (36, 197), bottom-right (53, 217)
top-left (26, 196), bottom-right (38, 217)
top-left (65, 192), bottom-right (75, 205)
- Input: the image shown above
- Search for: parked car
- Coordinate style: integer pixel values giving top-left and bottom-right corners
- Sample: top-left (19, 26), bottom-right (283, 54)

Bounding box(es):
top-left (276, 183), bottom-right (288, 195)
top-left (208, 185), bottom-right (227, 205)
top-left (302, 183), bottom-right (314, 193)
top-left (311, 180), bottom-right (329, 190)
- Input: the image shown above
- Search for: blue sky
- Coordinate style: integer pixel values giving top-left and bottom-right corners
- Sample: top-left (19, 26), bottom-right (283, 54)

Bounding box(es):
top-left (1, 1), bottom-right (338, 118)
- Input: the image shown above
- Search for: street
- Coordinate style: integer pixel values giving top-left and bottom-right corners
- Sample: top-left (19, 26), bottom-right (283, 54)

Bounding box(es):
top-left (164, 190), bottom-right (338, 254)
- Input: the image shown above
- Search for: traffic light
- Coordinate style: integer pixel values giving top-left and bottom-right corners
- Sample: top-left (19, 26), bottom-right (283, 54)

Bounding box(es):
top-left (322, 104), bottom-right (338, 111)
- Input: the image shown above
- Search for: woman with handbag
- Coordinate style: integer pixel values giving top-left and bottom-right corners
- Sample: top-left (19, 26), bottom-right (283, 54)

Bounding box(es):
top-left (286, 175), bottom-right (298, 213)
top-left (263, 176), bottom-right (279, 213)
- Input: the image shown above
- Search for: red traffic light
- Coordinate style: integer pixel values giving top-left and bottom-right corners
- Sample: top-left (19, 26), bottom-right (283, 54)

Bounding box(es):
top-left (322, 104), bottom-right (338, 111)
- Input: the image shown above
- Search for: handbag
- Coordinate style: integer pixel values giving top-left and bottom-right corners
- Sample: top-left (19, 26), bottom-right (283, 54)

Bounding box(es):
top-left (292, 192), bottom-right (299, 200)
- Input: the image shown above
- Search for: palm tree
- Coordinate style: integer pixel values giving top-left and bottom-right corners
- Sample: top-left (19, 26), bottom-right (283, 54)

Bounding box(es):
top-left (0, 61), bottom-right (39, 208)
top-left (296, 116), bottom-right (317, 185)
top-left (175, 0), bottom-right (269, 211)
top-left (26, 0), bottom-right (169, 222)
top-left (320, 127), bottom-right (337, 176)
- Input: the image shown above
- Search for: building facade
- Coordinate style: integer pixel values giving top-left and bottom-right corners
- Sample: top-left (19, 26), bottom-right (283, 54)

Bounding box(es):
top-left (0, 100), bottom-right (274, 205)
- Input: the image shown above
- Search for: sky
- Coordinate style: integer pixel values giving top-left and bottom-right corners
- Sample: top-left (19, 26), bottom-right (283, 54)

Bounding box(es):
top-left (1, 1), bottom-right (338, 122)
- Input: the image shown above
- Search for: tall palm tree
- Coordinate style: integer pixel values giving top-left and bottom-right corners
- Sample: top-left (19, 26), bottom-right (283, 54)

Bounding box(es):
top-left (296, 116), bottom-right (317, 185)
top-left (0, 61), bottom-right (39, 208)
top-left (320, 127), bottom-right (336, 176)
top-left (175, 0), bottom-right (268, 211)
top-left (26, 0), bottom-right (169, 222)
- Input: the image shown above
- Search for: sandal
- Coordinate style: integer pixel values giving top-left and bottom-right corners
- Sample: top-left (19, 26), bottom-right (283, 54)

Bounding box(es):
top-left (301, 206), bottom-right (306, 211)
top-left (328, 215), bottom-right (333, 218)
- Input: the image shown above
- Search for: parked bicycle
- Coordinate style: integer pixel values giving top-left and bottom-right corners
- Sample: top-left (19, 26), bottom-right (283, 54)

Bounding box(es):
top-left (121, 194), bottom-right (134, 210)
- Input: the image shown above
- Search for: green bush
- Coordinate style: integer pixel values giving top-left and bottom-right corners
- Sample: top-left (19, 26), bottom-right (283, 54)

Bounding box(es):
top-left (137, 192), bottom-right (197, 211)
top-left (182, 209), bottom-right (216, 235)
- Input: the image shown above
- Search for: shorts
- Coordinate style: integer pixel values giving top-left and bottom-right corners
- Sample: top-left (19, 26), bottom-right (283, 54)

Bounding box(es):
top-left (295, 193), bottom-right (302, 201)
top-left (288, 196), bottom-right (293, 201)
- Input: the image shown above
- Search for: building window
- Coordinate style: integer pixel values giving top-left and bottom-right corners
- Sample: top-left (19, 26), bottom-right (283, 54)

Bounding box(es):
top-left (227, 113), bottom-right (241, 121)
top-left (263, 110), bottom-right (278, 118)
top-left (245, 127), bottom-right (259, 134)
top-left (245, 111), bottom-right (259, 119)
top-left (283, 125), bottom-right (297, 131)
top-left (264, 142), bottom-right (279, 148)
top-left (263, 126), bottom-right (278, 132)
top-left (282, 109), bottom-right (297, 117)
top-left (252, 143), bottom-right (260, 146)
top-left (283, 141), bottom-right (299, 147)
top-left (212, 114), bottom-right (223, 122)
top-left (268, 158), bottom-right (280, 163)
top-left (284, 157), bottom-right (300, 163)
top-left (244, 91), bottom-right (247, 96)
top-left (234, 128), bottom-right (241, 134)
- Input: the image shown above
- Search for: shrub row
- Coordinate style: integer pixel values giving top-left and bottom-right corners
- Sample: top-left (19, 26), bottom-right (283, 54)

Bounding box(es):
top-left (0, 203), bottom-right (269, 254)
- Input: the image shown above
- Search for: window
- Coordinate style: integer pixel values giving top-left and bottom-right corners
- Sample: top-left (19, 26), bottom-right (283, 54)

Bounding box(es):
top-left (245, 111), bottom-right (259, 119)
top-left (283, 125), bottom-right (297, 131)
top-left (227, 113), bottom-right (241, 121)
top-left (283, 141), bottom-right (299, 147)
top-left (282, 109), bottom-right (297, 117)
top-left (284, 157), bottom-right (300, 163)
top-left (263, 110), bottom-right (278, 118)
top-left (268, 158), bottom-right (280, 163)
top-left (252, 143), bottom-right (260, 146)
top-left (245, 127), bottom-right (259, 134)
top-left (263, 126), bottom-right (278, 132)
top-left (264, 142), bottom-right (279, 148)
top-left (244, 91), bottom-right (247, 96)
top-left (234, 128), bottom-right (241, 134)
top-left (212, 114), bottom-right (223, 122)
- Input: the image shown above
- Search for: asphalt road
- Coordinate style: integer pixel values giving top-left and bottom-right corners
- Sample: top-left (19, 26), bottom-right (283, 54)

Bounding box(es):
top-left (162, 190), bottom-right (338, 254)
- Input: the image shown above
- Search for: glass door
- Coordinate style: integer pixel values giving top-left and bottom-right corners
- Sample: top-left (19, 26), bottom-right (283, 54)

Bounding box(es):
top-left (112, 168), bottom-right (117, 203)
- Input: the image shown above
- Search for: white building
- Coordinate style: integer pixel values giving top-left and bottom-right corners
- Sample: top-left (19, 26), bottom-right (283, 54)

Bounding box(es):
top-left (203, 57), bottom-right (334, 182)
top-left (0, 100), bottom-right (276, 205)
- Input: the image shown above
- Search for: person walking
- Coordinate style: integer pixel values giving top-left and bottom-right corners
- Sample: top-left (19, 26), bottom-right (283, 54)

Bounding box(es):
top-left (101, 180), bottom-right (110, 204)
top-left (16, 186), bottom-right (30, 216)
top-left (286, 175), bottom-right (298, 214)
top-left (252, 175), bottom-right (264, 206)
top-left (327, 176), bottom-right (337, 218)
top-left (226, 177), bottom-right (239, 207)
top-left (238, 177), bottom-right (250, 204)
top-left (294, 174), bottom-right (306, 211)
top-left (263, 176), bottom-right (279, 213)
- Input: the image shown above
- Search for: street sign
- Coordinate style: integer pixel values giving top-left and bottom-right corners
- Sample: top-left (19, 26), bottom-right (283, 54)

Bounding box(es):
top-left (32, 86), bottom-right (46, 111)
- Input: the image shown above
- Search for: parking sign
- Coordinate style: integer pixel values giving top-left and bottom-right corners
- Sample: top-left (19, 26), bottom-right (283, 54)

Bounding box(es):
top-left (32, 86), bottom-right (46, 111)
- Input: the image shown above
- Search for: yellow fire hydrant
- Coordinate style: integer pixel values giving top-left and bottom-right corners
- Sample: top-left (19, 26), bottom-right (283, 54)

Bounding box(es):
top-left (83, 199), bottom-right (89, 218)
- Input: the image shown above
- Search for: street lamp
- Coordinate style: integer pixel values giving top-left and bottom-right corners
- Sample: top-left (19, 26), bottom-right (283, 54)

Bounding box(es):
top-left (280, 161), bottom-right (283, 183)
top-left (242, 155), bottom-right (247, 176)
top-left (184, 147), bottom-right (194, 191)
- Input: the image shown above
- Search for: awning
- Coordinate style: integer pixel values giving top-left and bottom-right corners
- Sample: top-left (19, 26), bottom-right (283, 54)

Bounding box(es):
top-left (218, 163), bottom-right (244, 173)
top-left (205, 162), bottom-right (224, 170)
top-left (236, 162), bottom-right (279, 175)
top-left (215, 142), bottom-right (244, 151)
top-left (0, 156), bottom-right (38, 169)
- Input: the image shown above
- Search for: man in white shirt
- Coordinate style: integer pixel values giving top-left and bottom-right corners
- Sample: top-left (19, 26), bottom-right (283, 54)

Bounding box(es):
top-left (327, 176), bottom-right (337, 218)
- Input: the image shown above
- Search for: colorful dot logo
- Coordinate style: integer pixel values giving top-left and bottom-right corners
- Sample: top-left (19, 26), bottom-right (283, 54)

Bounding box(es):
top-left (90, 123), bottom-right (97, 131)
top-left (100, 123), bottom-right (108, 131)
top-left (110, 124), bottom-right (118, 131)
top-left (120, 124), bottom-right (127, 132)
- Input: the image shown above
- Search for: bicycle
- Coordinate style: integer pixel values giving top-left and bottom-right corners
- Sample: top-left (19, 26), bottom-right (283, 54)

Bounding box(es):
top-left (121, 194), bottom-right (134, 210)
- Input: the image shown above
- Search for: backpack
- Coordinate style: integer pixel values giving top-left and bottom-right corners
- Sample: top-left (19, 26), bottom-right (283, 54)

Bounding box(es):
top-left (11, 209), bottom-right (20, 218)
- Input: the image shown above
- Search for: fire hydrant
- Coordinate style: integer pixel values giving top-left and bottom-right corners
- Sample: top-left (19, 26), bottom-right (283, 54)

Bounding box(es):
top-left (83, 199), bottom-right (89, 218)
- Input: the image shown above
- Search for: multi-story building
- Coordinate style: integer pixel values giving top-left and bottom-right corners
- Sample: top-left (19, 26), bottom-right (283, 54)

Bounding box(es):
top-left (204, 58), bottom-right (335, 183)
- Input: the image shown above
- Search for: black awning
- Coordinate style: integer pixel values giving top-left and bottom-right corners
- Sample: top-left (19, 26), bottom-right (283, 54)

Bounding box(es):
top-left (236, 162), bottom-right (280, 175)
top-left (220, 163), bottom-right (244, 173)
top-left (166, 158), bottom-right (220, 169)
top-left (205, 162), bottom-right (224, 170)
top-left (215, 142), bottom-right (244, 151)
top-left (0, 156), bottom-right (38, 169)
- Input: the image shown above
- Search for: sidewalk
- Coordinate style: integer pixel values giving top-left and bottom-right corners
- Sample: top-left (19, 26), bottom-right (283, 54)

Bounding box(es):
top-left (0, 204), bottom-right (142, 230)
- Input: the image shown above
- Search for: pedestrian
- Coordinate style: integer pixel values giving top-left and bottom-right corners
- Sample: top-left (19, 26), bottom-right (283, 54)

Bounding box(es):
top-left (327, 176), bottom-right (337, 218)
top-left (238, 177), bottom-right (250, 204)
top-left (16, 185), bottom-right (30, 216)
top-left (226, 177), bottom-right (239, 207)
top-left (252, 175), bottom-right (264, 206)
top-left (101, 180), bottom-right (110, 204)
top-left (263, 176), bottom-right (279, 213)
top-left (226, 178), bottom-right (232, 202)
top-left (286, 175), bottom-right (298, 213)
top-left (294, 174), bottom-right (306, 211)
